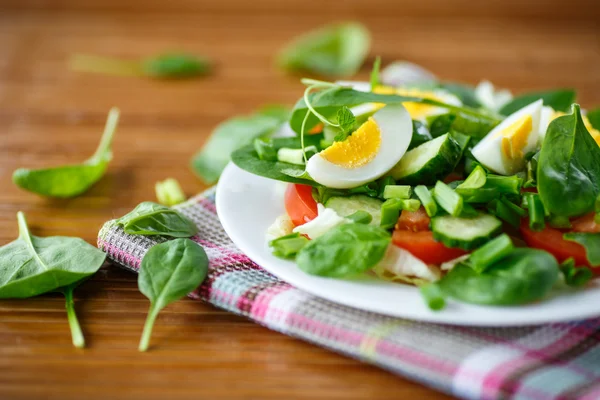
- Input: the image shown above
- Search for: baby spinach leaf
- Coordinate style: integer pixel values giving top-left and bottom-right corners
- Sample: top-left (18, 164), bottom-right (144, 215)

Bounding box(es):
top-left (499, 89), bottom-right (576, 115)
top-left (537, 105), bottom-right (600, 217)
top-left (296, 224), bottom-right (391, 278)
top-left (563, 232), bottom-right (600, 267)
top-left (116, 202), bottom-right (198, 237)
top-left (12, 108), bottom-right (119, 198)
top-left (587, 108), bottom-right (600, 131)
top-left (231, 136), bottom-right (322, 186)
top-left (439, 248), bottom-right (559, 305)
top-left (142, 53), bottom-right (210, 78)
top-left (278, 22), bottom-right (370, 77)
top-left (138, 238), bottom-right (208, 351)
top-left (0, 212), bottom-right (105, 347)
top-left (289, 86), bottom-right (499, 135)
top-left (191, 106), bottom-right (290, 184)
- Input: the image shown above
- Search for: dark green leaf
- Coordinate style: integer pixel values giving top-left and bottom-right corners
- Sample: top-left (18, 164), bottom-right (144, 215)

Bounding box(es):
top-left (563, 232), bottom-right (600, 267)
top-left (231, 136), bottom-right (322, 186)
top-left (296, 224), bottom-right (391, 278)
top-left (278, 22), bottom-right (370, 77)
top-left (190, 106), bottom-right (290, 184)
top-left (439, 248), bottom-right (559, 305)
top-left (0, 212), bottom-right (106, 299)
top-left (142, 53), bottom-right (210, 78)
top-left (12, 108), bottom-right (119, 198)
top-left (537, 105), bottom-right (600, 217)
top-left (499, 89), bottom-right (576, 115)
top-left (116, 202), bottom-right (198, 237)
top-left (587, 108), bottom-right (600, 131)
top-left (138, 238), bottom-right (208, 351)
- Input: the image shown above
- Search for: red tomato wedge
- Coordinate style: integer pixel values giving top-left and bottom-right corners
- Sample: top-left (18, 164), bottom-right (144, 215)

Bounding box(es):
top-left (393, 208), bottom-right (467, 264)
top-left (285, 184), bottom-right (318, 227)
top-left (520, 220), bottom-right (595, 271)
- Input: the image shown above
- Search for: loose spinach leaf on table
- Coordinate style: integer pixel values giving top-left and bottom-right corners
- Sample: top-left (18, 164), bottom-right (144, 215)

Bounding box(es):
top-left (563, 233), bottom-right (600, 267)
top-left (499, 89), bottom-right (576, 115)
top-left (438, 248), bottom-right (559, 306)
top-left (191, 106), bottom-right (290, 184)
top-left (296, 224), bottom-right (391, 278)
top-left (278, 22), bottom-right (370, 77)
top-left (289, 86), bottom-right (500, 135)
top-left (0, 212), bottom-right (105, 347)
top-left (116, 202), bottom-right (198, 237)
top-left (231, 136), bottom-right (322, 186)
top-left (537, 105), bottom-right (600, 217)
top-left (138, 238), bottom-right (208, 351)
top-left (12, 108), bottom-right (120, 198)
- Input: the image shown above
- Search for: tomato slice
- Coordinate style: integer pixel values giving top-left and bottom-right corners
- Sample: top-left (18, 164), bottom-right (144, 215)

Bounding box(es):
top-left (520, 220), bottom-right (595, 271)
top-left (285, 184), bottom-right (318, 227)
top-left (396, 208), bottom-right (430, 232)
top-left (571, 212), bottom-right (600, 233)
top-left (392, 230), bottom-right (468, 265)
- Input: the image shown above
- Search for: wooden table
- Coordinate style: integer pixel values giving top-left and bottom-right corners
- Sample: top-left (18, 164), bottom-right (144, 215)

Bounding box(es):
top-left (0, 1), bottom-right (598, 399)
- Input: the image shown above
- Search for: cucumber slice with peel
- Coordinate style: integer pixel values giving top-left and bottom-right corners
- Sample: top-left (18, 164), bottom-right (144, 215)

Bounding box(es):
top-left (431, 213), bottom-right (502, 250)
top-left (325, 195), bottom-right (383, 226)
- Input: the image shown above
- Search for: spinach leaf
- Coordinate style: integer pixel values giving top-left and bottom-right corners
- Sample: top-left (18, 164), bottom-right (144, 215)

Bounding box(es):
top-left (289, 86), bottom-right (499, 135)
top-left (231, 136), bottom-right (322, 186)
top-left (439, 248), bottom-right (559, 305)
top-left (296, 224), bottom-right (391, 278)
top-left (138, 238), bottom-right (208, 351)
top-left (0, 212), bottom-right (105, 347)
top-left (191, 106), bottom-right (290, 184)
top-left (278, 22), bottom-right (370, 77)
top-left (563, 232), bottom-right (600, 267)
top-left (537, 105), bottom-right (600, 217)
top-left (12, 108), bottom-right (119, 198)
top-left (499, 89), bottom-right (576, 115)
top-left (116, 202), bottom-right (198, 237)
top-left (587, 108), bottom-right (600, 131)
top-left (142, 53), bottom-right (210, 78)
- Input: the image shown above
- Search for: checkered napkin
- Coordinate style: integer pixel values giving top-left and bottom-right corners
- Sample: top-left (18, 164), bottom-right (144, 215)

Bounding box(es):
top-left (97, 188), bottom-right (600, 400)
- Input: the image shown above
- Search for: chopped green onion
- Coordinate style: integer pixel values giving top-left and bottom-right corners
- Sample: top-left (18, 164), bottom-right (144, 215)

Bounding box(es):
top-left (319, 139), bottom-right (333, 149)
top-left (433, 181), bottom-right (463, 216)
top-left (383, 185), bottom-right (412, 200)
top-left (468, 234), bottom-right (514, 273)
top-left (526, 193), bottom-right (546, 231)
top-left (456, 165), bottom-right (487, 192)
top-left (377, 176), bottom-right (396, 198)
top-left (155, 178), bottom-right (186, 207)
top-left (493, 198), bottom-right (522, 228)
top-left (323, 125), bottom-right (338, 142)
top-left (549, 215), bottom-right (572, 229)
top-left (277, 146), bottom-right (317, 165)
top-left (380, 198), bottom-right (404, 229)
top-left (485, 174), bottom-right (523, 196)
top-left (414, 185), bottom-right (437, 217)
top-left (269, 233), bottom-right (309, 258)
top-left (348, 182), bottom-right (379, 197)
top-left (254, 138), bottom-right (278, 161)
top-left (420, 283), bottom-right (446, 311)
top-left (346, 210), bottom-right (373, 224)
top-left (400, 199), bottom-right (421, 212)
top-left (501, 198), bottom-right (526, 217)
top-left (559, 258), bottom-right (593, 288)
top-left (370, 56), bottom-right (381, 90)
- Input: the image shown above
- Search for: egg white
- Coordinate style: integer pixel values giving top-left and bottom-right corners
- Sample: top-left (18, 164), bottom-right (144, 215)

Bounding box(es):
top-left (306, 104), bottom-right (413, 189)
top-left (471, 99), bottom-right (543, 175)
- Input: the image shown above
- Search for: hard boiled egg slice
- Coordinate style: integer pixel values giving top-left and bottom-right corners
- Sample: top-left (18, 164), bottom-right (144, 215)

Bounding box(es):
top-left (472, 100), bottom-right (543, 175)
top-left (306, 104), bottom-right (412, 189)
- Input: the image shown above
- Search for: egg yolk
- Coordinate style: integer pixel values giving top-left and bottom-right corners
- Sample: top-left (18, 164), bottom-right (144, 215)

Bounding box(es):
top-left (500, 114), bottom-right (532, 159)
top-left (549, 111), bottom-right (600, 146)
top-left (396, 88), bottom-right (447, 119)
top-left (321, 118), bottom-right (381, 168)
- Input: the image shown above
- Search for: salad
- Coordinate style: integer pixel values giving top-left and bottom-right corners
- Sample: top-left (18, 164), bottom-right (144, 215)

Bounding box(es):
top-left (231, 62), bottom-right (600, 310)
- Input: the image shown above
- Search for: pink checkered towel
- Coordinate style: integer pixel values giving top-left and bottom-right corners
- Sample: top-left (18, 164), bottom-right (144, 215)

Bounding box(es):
top-left (98, 188), bottom-right (600, 400)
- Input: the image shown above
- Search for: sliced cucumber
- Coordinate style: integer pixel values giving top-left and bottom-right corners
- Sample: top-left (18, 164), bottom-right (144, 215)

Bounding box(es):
top-left (431, 213), bottom-right (502, 250)
top-left (325, 195), bottom-right (383, 226)
top-left (388, 133), bottom-right (468, 185)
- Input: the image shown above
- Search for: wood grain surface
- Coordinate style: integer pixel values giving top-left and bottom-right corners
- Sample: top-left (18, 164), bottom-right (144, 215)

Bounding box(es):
top-left (0, 2), bottom-right (598, 399)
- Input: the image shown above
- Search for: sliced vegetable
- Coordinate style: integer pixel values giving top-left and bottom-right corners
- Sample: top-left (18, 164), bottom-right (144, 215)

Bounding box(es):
top-left (388, 133), bottom-right (468, 185)
top-left (346, 210), bottom-right (373, 224)
top-left (380, 198), bottom-right (404, 229)
top-left (409, 120), bottom-right (433, 150)
top-left (433, 181), bottom-right (463, 216)
top-left (116, 202), bottom-right (198, 237)
top-left (296, 224), bottom-right (391, 278)
top-left (285, 184), bottom-right (319, 226)
top-left (138, 238), bottom-right (208, 351)
top-left (392, 230), bottom-right (467, 265)
top-left (13, 108), bottom-right (119, 198)
top-left (525, 193), bottom-right (546, 231)
top-left (191, 106), bottom-right (290, 183)
top-left (468, 234), bottom-right (514, 273)
top-left (559, 258), bottom-right (593, 288)
top-left (537, 105), bottom-right (600, 217)
top-left (414, 185), bottom-right (437, 217)
top-left (431, 213), bottom-right (502, 250)
top-left (324, 195), bottom-right (383, 226)
top-left (155, 178), bottom-right (186, 207)
top-left (270, 233), bottom-right (310, 258)
top-left (382, 185), bottom-right (412, 200)
top-left (420, 284), bottom-right (446, 311)
top-left (396, 208), bottom-right (430, 232)
top-left (278, 22), bottom-right (370, 77)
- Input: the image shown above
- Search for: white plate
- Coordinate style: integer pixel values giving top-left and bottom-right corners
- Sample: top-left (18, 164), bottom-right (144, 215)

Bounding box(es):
top-left (216, 163), bottom-right (600, 326)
